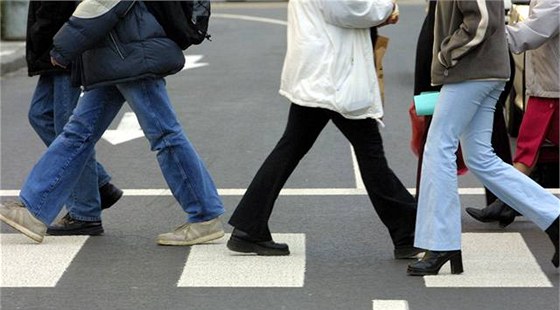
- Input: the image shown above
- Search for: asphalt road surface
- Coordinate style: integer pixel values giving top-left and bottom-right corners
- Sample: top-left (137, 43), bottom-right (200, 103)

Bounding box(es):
top-left (1, 2), bottom-right (558, 310)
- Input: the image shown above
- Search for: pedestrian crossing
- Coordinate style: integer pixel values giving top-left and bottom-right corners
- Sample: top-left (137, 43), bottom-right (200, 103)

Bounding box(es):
top-left (0, 232), bottom-right (554, 289)
top-left (1, 235), bottom-right (88, 287)
top-left (372, 300), bottom-right (409, 310)
top-left (178, 234), bottom-right (305, 287)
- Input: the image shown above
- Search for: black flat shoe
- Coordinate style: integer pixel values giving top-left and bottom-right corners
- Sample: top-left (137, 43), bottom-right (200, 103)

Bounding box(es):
top-left (227, 229), bottom-right (290, 256)
top-left (465, 199), bottom-right (519, 228)
top-left (394, 246), bottom-right (424, 259)
top-left (47, 213), bottom-right (104, 236)
top-left (407, 250), bottom-right (463, 276)
top-left (99, 182), bottom-right (123, 210)
top-left (545, 217), bottom-right (559, 268)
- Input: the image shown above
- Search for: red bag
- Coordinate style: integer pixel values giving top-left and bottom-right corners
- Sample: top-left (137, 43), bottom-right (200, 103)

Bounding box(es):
top-left (409, 101), bottom-right (469, 175)
top-left (409, 102), bottom-right (426, 157)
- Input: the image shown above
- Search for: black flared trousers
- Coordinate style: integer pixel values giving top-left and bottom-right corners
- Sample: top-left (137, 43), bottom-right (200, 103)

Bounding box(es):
top-left (229, 103), bottom-right (417, 248)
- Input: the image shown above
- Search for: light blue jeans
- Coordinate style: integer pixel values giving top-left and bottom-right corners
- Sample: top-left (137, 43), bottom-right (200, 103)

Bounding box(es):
top-left (28, 74), bottom-right (110, 222)
top-left (21, 78), bottom-right (225, 224)
top-left (415, 80), bottom-right (560, 251)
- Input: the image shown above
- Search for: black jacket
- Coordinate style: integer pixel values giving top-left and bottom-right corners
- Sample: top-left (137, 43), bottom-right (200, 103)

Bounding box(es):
top-left (26, 1), bottom-right (78, 76)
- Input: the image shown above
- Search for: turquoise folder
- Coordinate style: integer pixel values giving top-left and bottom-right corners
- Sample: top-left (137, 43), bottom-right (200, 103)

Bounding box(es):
top-left (414, 91), bottom-right (440, 116)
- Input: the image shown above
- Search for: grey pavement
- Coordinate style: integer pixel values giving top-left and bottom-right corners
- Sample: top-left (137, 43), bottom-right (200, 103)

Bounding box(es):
top-left (1, 2), bottom-right (559, 310)
top-left (0, 40), bottom-right (26, 76)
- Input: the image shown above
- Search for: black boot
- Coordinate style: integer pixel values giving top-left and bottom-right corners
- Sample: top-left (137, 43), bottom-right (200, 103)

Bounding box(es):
top-left (545, 217), bottom-right (559, 268)
top-left (227, 228), bottom-right (290, 256)
top-left (465, 199), bottom-right (519, 228)
top-left (407, 250), bottom-right (463, 276)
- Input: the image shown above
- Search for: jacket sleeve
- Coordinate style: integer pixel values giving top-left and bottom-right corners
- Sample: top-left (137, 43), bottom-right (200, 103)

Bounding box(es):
top-left (506, 0), bottom-right (560, 54)
top-left (438, 0), bottom-right (499, 68)
top-left (50, 0), bottom-right (136, 67)
top-left (320, 0), bottom-right (394, 29)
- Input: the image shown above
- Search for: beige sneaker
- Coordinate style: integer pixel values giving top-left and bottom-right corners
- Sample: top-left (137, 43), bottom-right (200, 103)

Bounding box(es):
top-left (0, 201), bottom-right (47, 243)
top-left (157, 217), bottom-right (225, 246)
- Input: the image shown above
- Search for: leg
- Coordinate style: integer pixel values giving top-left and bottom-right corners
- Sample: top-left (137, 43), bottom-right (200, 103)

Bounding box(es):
top-left (28, 75), bottom-right (56, 146)
top-left (462, 96), bottom-right (560, 231)
top-left (330, 114), bottom-right (418, 253)
top-left (117, 78), bottom-right (224, 223)
top-left (51, 74), bottom-right (102, 223)
top-left (415, 116), bottom-right (432, 199)
top-left (228, 103), bottom-right (329, 240)
top-left (486, 62), bottom-right (514, 204)
top-left (460, 89), bottom-right (560, 268)
top-left (409, 81), bottom-right (507, 276)
top-left (51, 74), bottom-right (122, 214)
top-left (20, 86), bottom-right (124, 224)
top-left (414, 81), bottom-right (506, 251)
top-left (465, 57), bottom-right (518, 227)
top-left (116, 79), bottom-right (224, 246)
top-left (464, 98), bottom-right (519, 228)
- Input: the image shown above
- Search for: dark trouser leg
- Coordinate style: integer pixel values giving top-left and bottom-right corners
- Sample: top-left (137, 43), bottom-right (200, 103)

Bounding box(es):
top-left (415, 116), bottom-right (432, 199)
top-left (330, 114), bottom-right (417, 247)
top-left (228, 104), bottom-right (329, 240)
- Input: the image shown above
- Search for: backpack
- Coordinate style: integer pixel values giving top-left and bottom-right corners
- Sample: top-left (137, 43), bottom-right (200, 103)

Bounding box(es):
top-left (144, 0), bottom-right (211, 50)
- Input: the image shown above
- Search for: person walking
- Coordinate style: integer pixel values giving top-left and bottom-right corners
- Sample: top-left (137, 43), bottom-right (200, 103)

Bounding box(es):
top-left (0, 0), bottom-right (225, 245)
top-left (25, 0), bottom-right (123, 236)
top-left (410, 0), bottom-right (516, 229)
top-left (226, 0), bottom-right (421, 259)
top-left (465, 0), bottom-right (559, 227)
top-left (407, 0), bottom-right (560, 276)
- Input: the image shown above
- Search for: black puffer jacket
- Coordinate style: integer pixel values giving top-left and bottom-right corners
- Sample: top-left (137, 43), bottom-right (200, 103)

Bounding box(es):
top-left (50, 0), bottom-right (185, 90)
top-left (26, 1), bottom-right (78, 76)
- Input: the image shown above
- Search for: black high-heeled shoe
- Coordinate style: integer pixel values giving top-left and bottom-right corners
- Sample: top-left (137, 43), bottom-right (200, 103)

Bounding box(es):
top-left (407, 250), bottom-right (463, 276)
top-left (465, 199), bottom-right (519, 228)
top-left (545, 217), bottom-right (559, 268)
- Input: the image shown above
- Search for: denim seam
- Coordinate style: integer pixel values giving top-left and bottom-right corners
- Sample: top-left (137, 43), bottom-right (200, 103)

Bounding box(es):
top-left (36, 110), bottom-right (102, 222)
top-left (141, 80), bottom-right (203, 206)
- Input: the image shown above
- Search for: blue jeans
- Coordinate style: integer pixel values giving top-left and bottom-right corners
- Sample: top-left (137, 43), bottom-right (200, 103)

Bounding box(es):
top-left (21, 78), bottom-right (225, 224)
top-left (27, 74), bottom-right (111, 221)
top-left (415, 80), bottom-right (560, 251)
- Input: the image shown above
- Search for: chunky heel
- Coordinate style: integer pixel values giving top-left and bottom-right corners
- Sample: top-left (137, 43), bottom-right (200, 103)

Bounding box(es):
top-left (407, 250), bottom-right (463, 276)
top-left (450, 252), bottom-right (463, 274)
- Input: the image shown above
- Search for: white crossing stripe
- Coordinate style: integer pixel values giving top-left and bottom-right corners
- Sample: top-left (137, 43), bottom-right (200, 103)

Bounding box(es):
top-left (2, 188), bottom-right (559, 197)
top-left (0, 234), bottom-right (89, 287)
top-left (424, 233), bottom-right (553, 287)
top-left (178, 234), bottom-right (305, 287)
top-left (373, 300), bottom-right (409, 310)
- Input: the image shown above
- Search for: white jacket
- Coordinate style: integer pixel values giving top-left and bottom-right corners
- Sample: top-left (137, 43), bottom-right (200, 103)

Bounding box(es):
top-left (506, 0), bottom-right (559, 98)
top-left (279, 0), bottom-right (394, 119)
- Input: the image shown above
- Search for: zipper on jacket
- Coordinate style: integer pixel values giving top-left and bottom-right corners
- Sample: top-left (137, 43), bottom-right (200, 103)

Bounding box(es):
top-left (109, 32), bottom-right (125, 60)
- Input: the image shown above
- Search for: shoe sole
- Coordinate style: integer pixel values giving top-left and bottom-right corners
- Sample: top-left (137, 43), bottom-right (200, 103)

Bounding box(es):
top-left (0, 213), bottom-right (44, 243)
top-left (46, 226), bottom-right (104, 236)
top-left (406, 267), bottom-right (438, 276)
top-left (226, 237), bottom-right (290, 256)
top-left (157, 230), bottom-right (225, 246)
